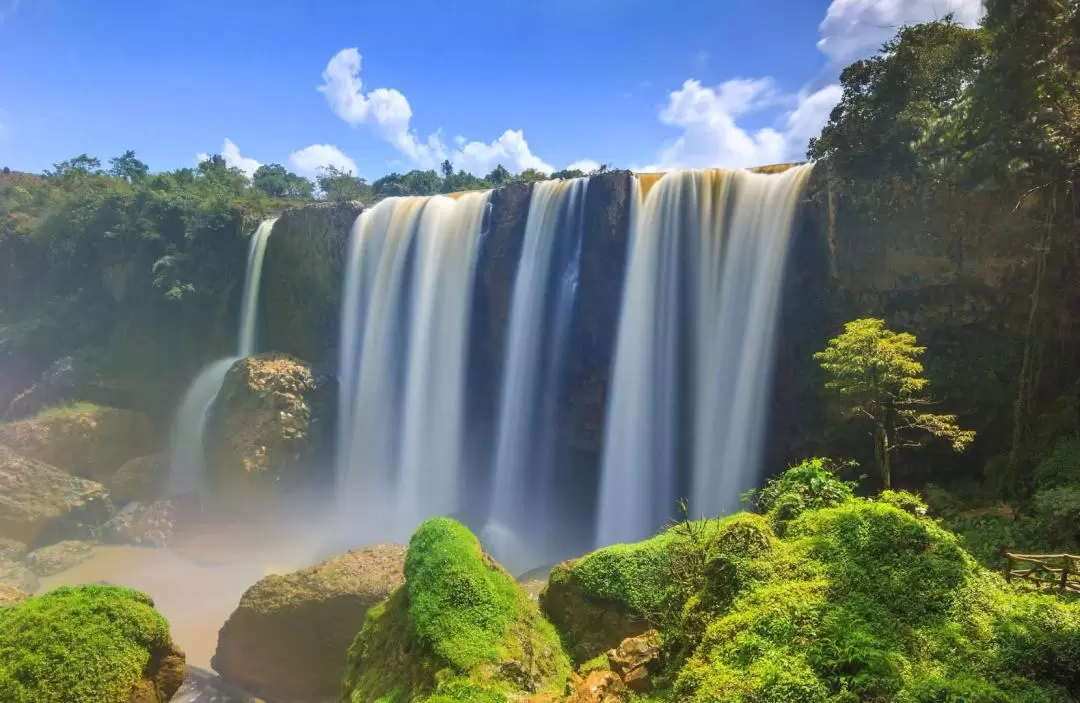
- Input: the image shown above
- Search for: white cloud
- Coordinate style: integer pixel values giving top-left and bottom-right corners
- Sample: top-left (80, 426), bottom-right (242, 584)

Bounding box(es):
top-left (642, 80), bottom-right (842, 171)
top-left (319, 48), bottom-right (553, 175)
top-left (289, 144), bottom-right (358, 177)
top-left (566, 159), bottom-right (601, 173)
top-left (818, 0), bottom-right (985, 63)
top-left (196, 138), bottom-right (262, 178)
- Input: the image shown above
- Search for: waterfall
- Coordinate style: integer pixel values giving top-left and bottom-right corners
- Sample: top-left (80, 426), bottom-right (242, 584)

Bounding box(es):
top-left (165, 218), bottom-right (278, 499)
top-left (336, 192), bottom-right (492, 543)
top-left (481, 178), bottom-right (588, 573)
top-left (596, 166), bottom-right (812, 546)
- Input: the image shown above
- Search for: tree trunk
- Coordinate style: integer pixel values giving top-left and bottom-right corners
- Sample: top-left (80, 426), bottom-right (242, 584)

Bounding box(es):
top-left (875, 419), bottom-right (891, 489)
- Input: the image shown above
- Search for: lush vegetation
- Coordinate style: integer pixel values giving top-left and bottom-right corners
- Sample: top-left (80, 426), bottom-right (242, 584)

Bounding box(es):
top-left (545, 460), bottom-right (1080, 703)
top-left (342, 517), bottom-right (569, 702)
top-left (816, 318), bottom-right (974, 488)
top-left (0, 585), bottom-right (176, 703)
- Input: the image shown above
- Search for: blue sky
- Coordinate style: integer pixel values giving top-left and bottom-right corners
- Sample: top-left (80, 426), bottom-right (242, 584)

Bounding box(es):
top-left (0, 0), bottom-right (984, 179)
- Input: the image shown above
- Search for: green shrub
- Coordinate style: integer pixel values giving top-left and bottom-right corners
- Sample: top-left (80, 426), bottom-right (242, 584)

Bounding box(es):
top-left (1030, 485), bottom-right (1080, 548)
top-left (1034, 438), bottom-right (1080, 490)
top-left (0, 585), bottom-right (171, 703)
top-left (880, 489), bottom-right (929, 515)
top-left (747, 458), bottom-right (857, 529)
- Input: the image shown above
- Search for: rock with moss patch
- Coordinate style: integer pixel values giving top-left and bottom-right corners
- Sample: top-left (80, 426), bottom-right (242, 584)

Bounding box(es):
top-left (213, 544), bottom-right (405, 702)
top-left (26, 539), bottom-right (95, 576)
top-left (103, 501), bottom-right (177, 547)
top-left (205, 353), bottom-right (332, 505)
top-left (342, 518), bottom-right (570, 702)
top-left (0, 404), bottom-right (155, 482)
top-left (109, 454), bottom-right (168, 504)
top-left (0, 444), bottom-right (114, 545)
top-left (0, 584), bottom-right (186, 702)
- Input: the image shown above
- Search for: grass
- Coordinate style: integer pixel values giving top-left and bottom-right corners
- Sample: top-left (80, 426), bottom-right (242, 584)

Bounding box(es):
top-left (30, 402), bottom-right (103, 420)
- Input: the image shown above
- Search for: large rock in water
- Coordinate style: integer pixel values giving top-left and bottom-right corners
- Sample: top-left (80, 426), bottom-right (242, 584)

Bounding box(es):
top-left (0, 404), bottom-right (155, 482)
top-left (212, 544), bottom-right (405, 702)
top-left (108, 454), bottom-right (168, 504)
top-left (1, 350), bottom-right (139, 422)
top-left (205, 353), bottom-right (333, 505)
top-left (0, 444), bottom-right (113, 545)
top-left (0, 585), bottom-right (186, 703)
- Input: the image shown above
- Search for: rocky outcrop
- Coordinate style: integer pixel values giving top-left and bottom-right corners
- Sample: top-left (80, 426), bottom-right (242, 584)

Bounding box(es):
top-left (567, 670), bottom-right (627, 703)
top-left (26, 539), bottom-right (94, 576)
top-left (109, 454), bottom-right (168, 504)
top-left (205, 354), bottom-right (333, 505)
top-left (0, 444), bottom-right (113, 545)
top-left (0, 404), bottom-right (155, 482)
top-left (261, 201), bottom-right (363, 366)
top-left (1, 350), bottom-right (138, 421)
top-left (102, 501), bottom-right (177, 547)
top-left (606, 630), bottom-right (660, 694)
top-left (212, 543), bottom-right (405, 702)
top-left (0, 538), bottom-right (37, 592)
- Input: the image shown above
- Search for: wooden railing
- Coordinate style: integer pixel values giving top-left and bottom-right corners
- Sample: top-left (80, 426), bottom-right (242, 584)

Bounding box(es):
top-left (1004, 553), bottom-right (1080, 594)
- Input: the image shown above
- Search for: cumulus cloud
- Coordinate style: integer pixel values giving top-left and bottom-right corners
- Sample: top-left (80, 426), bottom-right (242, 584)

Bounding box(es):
top-left (196, 138), bottom-right (262, 178)
top-left (818, 0), bottom-right (985, 63)
top-left (642, 80), bottom-right (842, 171)
top-left (566, 159), bottom-right (601, 173)
top-left (289, 144), bottom-right (358, 177)
top-left (319, 48), bottom-right (554, 175)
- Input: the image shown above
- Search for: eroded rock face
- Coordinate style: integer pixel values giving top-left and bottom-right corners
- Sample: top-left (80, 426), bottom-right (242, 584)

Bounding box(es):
top-left (1, 351), bottom-right (138, 422)
top-left (109, 454), bottom-right (167, 504)
top-left (212, 543), bottom-right (405, 702)
top-left (26, 539), bottom-right (95, 576)
top-left (606, 630), bottom-right (660, 693)
top-left (0, 444), bottom-right (113, 545)
top-left (0, 405), bottom-right (155, 482)
top-left (205, 354), bottom-right (332, 505)
top-left (0, 583), bottom-right (28, 607)
top-left (567, 670), bottom-right (627, 703)
top-left (102, 501), bottom-right (177, 547)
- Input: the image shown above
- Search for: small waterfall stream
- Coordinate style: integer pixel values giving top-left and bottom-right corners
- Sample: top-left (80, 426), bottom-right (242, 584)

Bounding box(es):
top-left (482, 178), bottom-right (588, 573)
top-left (165, 218), bottom-right (278, 499)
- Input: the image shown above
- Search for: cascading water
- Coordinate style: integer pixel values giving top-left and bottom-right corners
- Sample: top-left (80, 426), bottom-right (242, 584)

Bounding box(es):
top-left (336, 192), bottom-right (491, 543)
top-left (596, 166), bottom-right (812, 546)
top-left (481, 177), bottom-right (588, 573)
top-left (165, 218), bottom-right (278, 499)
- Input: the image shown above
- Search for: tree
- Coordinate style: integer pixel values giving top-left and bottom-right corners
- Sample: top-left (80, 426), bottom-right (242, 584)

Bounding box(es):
top-left (485, 164), bottom-right (511, 186)
top-left (251, 164), bottom-right (314, 199)
top-left (107, 151), bottom-right (149, 183)
top-left (815, 318), bottom-right (975, 488)
top-left (44, 155), bottom-right (103, 181)
top-left (316, 166), bottom-right (371, 202)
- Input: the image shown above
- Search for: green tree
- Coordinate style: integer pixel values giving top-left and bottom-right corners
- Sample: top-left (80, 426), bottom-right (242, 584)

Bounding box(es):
top-left (251, 164), bottom-right (314, 199)
top-left (107, 151), bottom-right (149, 183)
top-left (485, 164), bottom-right (511, 186)
top-left (44, 155), bottom-right (104, 181)
top-left (814, 318), bottom-right (975, 488)
top-left (316, 166), bottom-right (371, 202)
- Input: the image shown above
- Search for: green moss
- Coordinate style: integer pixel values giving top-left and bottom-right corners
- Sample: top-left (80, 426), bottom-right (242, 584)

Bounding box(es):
top-left (567, 529), bottom-right (677, 618)
top-left (579, 653), bottom-right (610, 674)
top-left (31, 401), bottom-right (103, 420)
top-left (0, 585), bottom-right (171, 703)
top-left (748, 458), bottom-right (857, 530)
top-left (342, 518), bottom-right (570, 703)
top-left (879, 489), bottom-right (929, 515)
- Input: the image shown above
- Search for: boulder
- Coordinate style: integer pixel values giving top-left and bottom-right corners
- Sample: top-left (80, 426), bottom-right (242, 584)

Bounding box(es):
top-left (0, 584), bottom-right (28, 607)
top-left (26, 539), bottom-right (95, 576)
top-left (567, 671), bottom-right (627, 703)
top-left (606, 631), bottom-right (660, 694)
top-left (0, 444), bottom-right (113, 545)
top-left (1, 351), bottom-right (138, 422)
top-left (205, 353), bottom-right (332, 504)
top-left (0, 404), bottom-right (155, 482)
top-left (102, 501), bottom-right (177, 547)
top-left (109, 454), bottom-right (168, 504)
top-left (0, 585), bottom-right (186, 703)
top-left (213, 543), bottom-right (405, 702)
top-left (0, 538), bottom-right (36, 592)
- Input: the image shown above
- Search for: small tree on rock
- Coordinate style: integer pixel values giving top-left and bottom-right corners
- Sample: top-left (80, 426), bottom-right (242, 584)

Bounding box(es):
top-left (814, 318), bottom-right (975, 488)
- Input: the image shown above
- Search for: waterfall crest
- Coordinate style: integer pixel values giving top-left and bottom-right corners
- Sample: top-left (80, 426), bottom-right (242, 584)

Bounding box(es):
top-left (165, 218), bottom-right (278, 499)
top-left (597, 166), bottom-right (812, 546)
top-left (336, 192), bottom-right (492, 543)
top-left (482, 177), bottom-right (588, 572)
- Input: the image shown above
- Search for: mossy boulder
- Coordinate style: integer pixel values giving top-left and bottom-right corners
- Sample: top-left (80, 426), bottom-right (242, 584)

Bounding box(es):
top-left (342, 518), bottom-right (570, 702)
top-left (213, 544), bottom-right (406, 702)
top-left (0, 444), bottom-right (113, 545)
top-left (0, 538), bottom-right (37, 592)
top-left (1, 350), bottom-right (140, 422)
top-left (0, 404), bottom-right (154, 482)
top-left (0, 585), bottom-right (186, 703)
top-left (205, 353), bottom-right (333, 505)
top-left (109, 454), bottom-right (168, 504)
